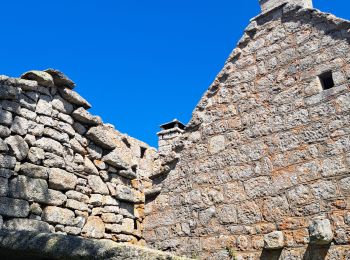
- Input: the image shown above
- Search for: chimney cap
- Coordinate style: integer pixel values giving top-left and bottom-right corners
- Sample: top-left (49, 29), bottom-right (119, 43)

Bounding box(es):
top-left (160, 119), bottom-right (186, 131)
top-left (259, 0), bottom-right (313, 13)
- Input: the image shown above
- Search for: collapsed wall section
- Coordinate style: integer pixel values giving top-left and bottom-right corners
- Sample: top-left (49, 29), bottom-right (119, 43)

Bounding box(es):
top-left (0, 70), bottom-right (160, 245)
top-left (144, 4), bottom-right (350, 259)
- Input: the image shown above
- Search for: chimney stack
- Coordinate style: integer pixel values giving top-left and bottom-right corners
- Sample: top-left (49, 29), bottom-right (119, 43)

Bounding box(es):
top-left (157, 119), bottom-right (185, 154)
top-left (259, 0), bottom-right (313, 13)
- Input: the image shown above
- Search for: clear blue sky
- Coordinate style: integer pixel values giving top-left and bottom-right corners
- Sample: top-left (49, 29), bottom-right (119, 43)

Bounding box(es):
top-left (1, 0), bottom-right (349, 147)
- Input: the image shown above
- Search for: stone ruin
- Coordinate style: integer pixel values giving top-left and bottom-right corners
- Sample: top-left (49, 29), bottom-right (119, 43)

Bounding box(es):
top-left (0, 0), bottom-right (350, 259)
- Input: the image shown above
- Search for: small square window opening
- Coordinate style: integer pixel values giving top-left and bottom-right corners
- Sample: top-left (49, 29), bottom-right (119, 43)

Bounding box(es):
top-left (319, 71), bottom-right (335, 90)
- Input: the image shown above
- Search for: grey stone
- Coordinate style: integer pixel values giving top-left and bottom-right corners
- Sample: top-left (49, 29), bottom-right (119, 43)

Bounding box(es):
top-left (66, 199), bottom-right (89, 211)
top-left (0, 125), bottom-right (11, 137)
top-left (19, 163), bottom-right (49, 179)
top-left (4, 135), bottom-right (29, 161)
top-left (21, 70), bottom-right (54, 87)
top-left (102, 150), bottom-right (128, 169)
top-left (84, 157), bottom-right (99, 175)
top-left (3, 219), bottom-right (51, 233)
top-left (30, 203), bottom-right (42, 215)
top-left (81, 216), bottom-right (105, 239)
top-left (87, 143), bottom-right (102, 159)
top-left (34, 137), bottom-right (64, 156)
top-left (115, 185), bottom-right (142, 203)
top-left (0, 177), bottom-right (9, 196)
top-left (51, 95), bottom-right (74, 114)
top-left (20, 108), bottom-right (37, 121)
top-left (27, 120), bottom-right (44, 136)
top-left (27, 147), bottom-right (45, 164)
top-left (0, 197), bottom-right (29, 218)
top-left (0, 168), bottom-right (15, 178)
top-left (43, 127), bottom-right (69, 143)
top-left (0, 215), bottom-right (2, 229)
top-left (0, 155), bottom-right (16, 169)
top-left (1, 100), bottom-right (21, 114)
top-left (89, 194), bottom-right (103, 207)
top-left (9, 175), bottom-right (66, 206)
top-left (264, 231), bottom-right (284, 249)
top-left (339, 177), bottom-right (350, 196)
top-left (0, 85), bottom-right (21, 100)
top-left (42, 206), bottom-right (75, 225)
top-left (73, 122), bottom-right (87, 135)
top-left (44, 69), bottom-right (76, 89)
top-left (70, 138), bottom-right (87, 155)
top-left (49, 168), bottom-right (77, 191)
top-left (64, 226), bottom-right (81, 235)
top-left (118, 170), bottom-right (137, 180)
top-left (58, 87), bottom-right (91, 109)
top-left (86, 125), bottom-right (122, 150)
top-left (43, 153), bottom-right (66, 168)
top-left (72, 107), bottom-right (102, 126)
top-left (66, 191), bottom-right (89, 204)
top-left (88, 175), bottom-right (109, 195)
top-left (35, 96), bottom-right (53, 116)
top-left (309, 218), bottom-right (334, 245)
top-left (10, 116), bottom-right (28, 136)
top-left (0, 138), bottom-right (9, 152)
top-left (0, 109), bottom-right (13, 126)
top-left (0, 230), bottom-right (185, 259)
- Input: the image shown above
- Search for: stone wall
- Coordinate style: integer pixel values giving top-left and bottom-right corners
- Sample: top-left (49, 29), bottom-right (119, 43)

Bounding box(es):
top-left (144, 4), bottom-right (350, 259)
top-left (0, 70), bottom-right (160, 246)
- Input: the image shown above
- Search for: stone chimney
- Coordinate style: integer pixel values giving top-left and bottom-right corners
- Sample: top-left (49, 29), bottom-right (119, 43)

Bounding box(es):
top-left (259, 0), bottom-right (313, 12)
top-left (157, 119), bottom-right (185, 154)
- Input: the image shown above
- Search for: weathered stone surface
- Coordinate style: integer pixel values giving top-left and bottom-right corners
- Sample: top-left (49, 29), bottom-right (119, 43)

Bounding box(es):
top-left (10, 116), bottom-right (28, 135)
top-left (19, 163), bottom-right (49, 179)
top-left (84, 157), bottom-right (99, 175)
top-left (43, 127), bottom-right (69, 143)
top-left (21, 70), bottom-right (54, 87)
top-left (51, 95), bottom-right (74, 114)
top-left (0, 230), bottom-right (189, 259)
top-left (309, 218), bottom-right (334, 245)
top-left (66, 199), bottom-right (88, 211)
top-left (9, 175), bottom-right (66, 206)
top-left (0, 125), bottom-right (11, 137)
top-left (101, 213), bottom-right (123, 224)
top-left (0, 139), bottom-right (8, 152)
top-left (36, 96), bottom-right (53, 116)
top-left (119, 170), bottom-right (137, 180)
top-left (4, 135), bottom-right (29, 161)
top-left (264, 231), bottom-right (284, 249)
top-left (0, 110), bottom-right (13, 128)
top-left (34, 137), bottom-right (64, 156)
top-left (86, 125), bottom-right (122, 150)
top-left (42, 206), bottom-right (75, 225)
top-left (72, 107), bottom-right (102, 126)
top-left (0, 168), bottom-right (15, 178)
top-left (66, 190), bottom-right (89, 204)
top-left (27, 147), bottom-right (45, 164)
top-left (87, 175), bottom-right (109, 195)
top-left (0, 155), bottom-right (16, 169)
top-left (3, 219), bottom-right (51, 233)
top-left (81, 216), bottom-right (105, 239)
top-left (30, 203), bottom-right (42, 215)
top-left (44, 69), bottom-right (76, 89)
top-left (102, 150), bottom-right (128, 169)
top-left (49, 168), bottom-right (78, 191)
top-left (0, 85), bottom-right (21, 100)
top-left (0, 197), bottom-right (29, 217)
top-left (0, 177), bottom-right (8, 196)
top-left (58, 87), bottom-right (91, 109)
top-left (87, 143), bottom-right (102, 159)
top-left (115, 185), bottom-right (143, 203)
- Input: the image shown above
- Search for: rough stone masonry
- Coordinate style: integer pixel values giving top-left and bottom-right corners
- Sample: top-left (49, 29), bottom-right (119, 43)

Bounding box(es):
top-left (144, 0), bottom-right (350, 259)
top-left (0, 0), bottom-right (350, 259)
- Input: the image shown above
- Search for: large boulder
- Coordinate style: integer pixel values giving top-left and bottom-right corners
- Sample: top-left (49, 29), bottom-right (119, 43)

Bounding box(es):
top-left (44, 69), bottom-right (76, 89)
top-left (21, 70), bottom-right (54, 87)
top-left (58, 88), bottom-right (91, 109)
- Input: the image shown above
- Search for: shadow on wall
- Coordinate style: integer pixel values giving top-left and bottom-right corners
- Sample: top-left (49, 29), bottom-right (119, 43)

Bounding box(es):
top-left (259, 245), bottom-right (331, 260)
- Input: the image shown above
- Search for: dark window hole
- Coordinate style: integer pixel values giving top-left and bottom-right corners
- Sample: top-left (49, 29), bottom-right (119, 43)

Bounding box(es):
top-left (140, 147), bottom-right (147, 158)
top-left (319, 71), bottom-right (335, 90)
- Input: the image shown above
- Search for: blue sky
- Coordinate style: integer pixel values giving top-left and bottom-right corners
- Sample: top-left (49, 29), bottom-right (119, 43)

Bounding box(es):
top-left (1, 0), bottom-right (349, 147)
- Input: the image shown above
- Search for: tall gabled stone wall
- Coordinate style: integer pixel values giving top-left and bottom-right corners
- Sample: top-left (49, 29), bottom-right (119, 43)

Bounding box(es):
top-left (0, 70), bottom-right (160, 246)
top-left (144, 4), bottom-right (350, 259)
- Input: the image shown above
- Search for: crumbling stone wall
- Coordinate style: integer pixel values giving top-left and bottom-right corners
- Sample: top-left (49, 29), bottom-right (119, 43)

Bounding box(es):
top-left (144, 4), bottom-right (350, 259)
top-left (0, 69), bottom-right (160, 246)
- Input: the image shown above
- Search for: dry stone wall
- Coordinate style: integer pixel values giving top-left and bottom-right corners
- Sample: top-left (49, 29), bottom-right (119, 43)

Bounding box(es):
top-left (0, 69), bottom-right (160, 246)
top-left (144, 4), bottom-right (350, 259)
